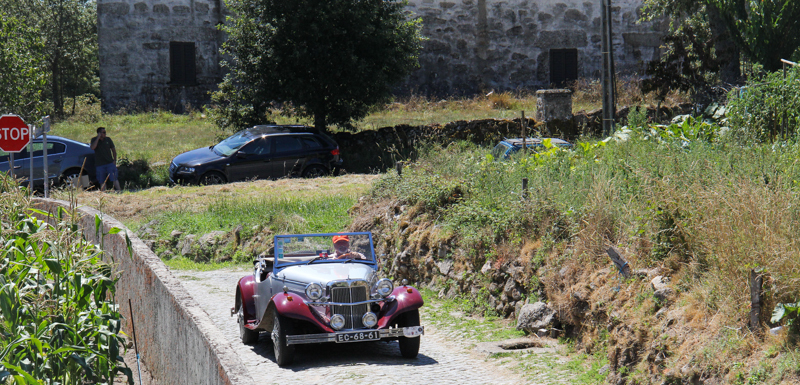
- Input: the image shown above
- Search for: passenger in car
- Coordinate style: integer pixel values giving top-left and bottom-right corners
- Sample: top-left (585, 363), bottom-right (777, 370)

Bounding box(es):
top-left (330, 235), bottom-right (366, 260)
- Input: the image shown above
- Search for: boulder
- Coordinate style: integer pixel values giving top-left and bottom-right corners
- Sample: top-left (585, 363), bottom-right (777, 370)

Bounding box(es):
top-left (516, 302), bottom-right (556, 333)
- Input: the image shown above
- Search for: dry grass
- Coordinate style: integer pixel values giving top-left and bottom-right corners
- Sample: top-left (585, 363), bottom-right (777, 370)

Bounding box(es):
top-left (52, 174), bottom-right (379, 227)
top-left (571, 77), bottom-right (690, 113)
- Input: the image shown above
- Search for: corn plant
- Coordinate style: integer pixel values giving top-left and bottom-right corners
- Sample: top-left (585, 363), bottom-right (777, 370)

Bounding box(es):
top-left (0, 174), bottom-right (132, 384)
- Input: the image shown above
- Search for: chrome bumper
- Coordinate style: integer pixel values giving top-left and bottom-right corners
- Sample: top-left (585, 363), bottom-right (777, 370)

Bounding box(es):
top-left (286, 326), bottom-right (424, 346)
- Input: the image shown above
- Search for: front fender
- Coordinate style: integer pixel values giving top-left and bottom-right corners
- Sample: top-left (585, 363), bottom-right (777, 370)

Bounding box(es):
top-left (235, 276), bottom-right (257, 321)
top-left (256, 292), bottom-right (334, 333)
top-left (377, 286), bottom-right (424, 328)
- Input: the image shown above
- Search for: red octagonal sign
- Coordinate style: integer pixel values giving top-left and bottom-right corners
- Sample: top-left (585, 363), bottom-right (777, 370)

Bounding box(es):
top-left (0, 115), bottom-right (31, 153)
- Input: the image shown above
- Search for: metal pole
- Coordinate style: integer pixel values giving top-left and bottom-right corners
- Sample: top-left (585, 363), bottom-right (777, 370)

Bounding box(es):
top-left (521, 111), bottom-right (526, 154)
top-left (129, 299), bottom-right (143, 385)
top-left (9, 152), bottom-right (14, 181)
top-left (28, 138), bottom-right (33, 193)
top-left (601, 0), bottom-right (616, 136)
top-left (43, 132), bottom-right (48, 198)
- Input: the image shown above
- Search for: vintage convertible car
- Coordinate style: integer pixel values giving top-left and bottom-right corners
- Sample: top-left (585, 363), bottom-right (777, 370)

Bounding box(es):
top-left (232, 232), bottom-right (424, 366)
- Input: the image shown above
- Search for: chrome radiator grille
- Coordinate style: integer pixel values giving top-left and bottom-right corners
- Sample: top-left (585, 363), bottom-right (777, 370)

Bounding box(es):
top-left (331, 285), bottom-right (369, 329)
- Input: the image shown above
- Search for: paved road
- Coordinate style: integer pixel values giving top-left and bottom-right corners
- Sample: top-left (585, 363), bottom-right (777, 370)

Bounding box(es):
top-left (175, 267), bottom-right (559, 385)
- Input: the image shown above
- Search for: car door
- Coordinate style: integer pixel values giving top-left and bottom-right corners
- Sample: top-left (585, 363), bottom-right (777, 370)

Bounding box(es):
top-left (0, 149), bottom-right (26, 181)
top-left (266, 135), bottom-right (305, 178)
top-left (226, 137), bottom-right (272, 181)
top-left (23, 140), bottom-right (67, 183)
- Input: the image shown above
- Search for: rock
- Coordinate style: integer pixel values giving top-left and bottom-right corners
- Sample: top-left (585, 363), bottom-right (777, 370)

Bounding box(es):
top-left (488, 282), bottom-right (501, 294)
top-left (598, 364), bottom-right (610, 375)
top-left (503, 279), bottom-right (518, 296)
top-left (170, 230), bottom-right (183, 239)
top-left (178, 234), bottom-right (196, 255)
top-left (480, 260), bottom-right (492, 275)
top-left (654, 288), bottom-right (675, 304)
top-left (511, 287), bottom-right (523, 302)
top-left (651, 275), bottom-right (670, 291)
top-left (516, 302), bottom-right (556, 333)
top-left (436, 259), bottom-right (453, 276)
top-left (199, 231), bottom-right (227, 247)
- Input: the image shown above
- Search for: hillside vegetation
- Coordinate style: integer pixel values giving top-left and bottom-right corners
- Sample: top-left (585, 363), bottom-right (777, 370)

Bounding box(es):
top-left (354, 114), bottom-right (800, 383)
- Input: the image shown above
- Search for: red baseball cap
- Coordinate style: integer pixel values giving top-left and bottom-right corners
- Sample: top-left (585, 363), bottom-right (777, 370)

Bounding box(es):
top-left (332, 235), bottom-right (350, 244)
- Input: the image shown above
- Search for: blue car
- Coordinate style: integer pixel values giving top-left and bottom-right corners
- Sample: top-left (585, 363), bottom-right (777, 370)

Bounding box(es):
top-left (491, 137), bottom-right (573, 159)
top-left (0, 135), bottom-right (96, 187)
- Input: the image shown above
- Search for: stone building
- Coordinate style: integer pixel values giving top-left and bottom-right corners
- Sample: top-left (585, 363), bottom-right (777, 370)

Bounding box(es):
top-left (97, 0), bottom-right (665, 112)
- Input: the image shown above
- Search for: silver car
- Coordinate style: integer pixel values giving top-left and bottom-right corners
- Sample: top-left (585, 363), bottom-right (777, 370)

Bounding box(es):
top-left (0, 136), bottom-right (96, 187)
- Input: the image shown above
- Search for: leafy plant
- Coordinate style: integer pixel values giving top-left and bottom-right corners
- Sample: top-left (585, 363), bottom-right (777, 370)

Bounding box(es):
top-left (0, 173), bottom-right (132, 384)
top-left (725, 67), bottom-right (800, 143)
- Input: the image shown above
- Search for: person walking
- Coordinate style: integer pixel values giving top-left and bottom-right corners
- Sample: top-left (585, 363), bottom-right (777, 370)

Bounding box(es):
top-left (90, 127), bottom-right (121, 192)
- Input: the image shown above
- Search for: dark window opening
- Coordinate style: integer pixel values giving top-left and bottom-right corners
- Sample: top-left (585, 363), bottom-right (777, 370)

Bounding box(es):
top-left (170, 42), bottom-right (197, 85)
top-left (549, 49), bottom-right (578, 87)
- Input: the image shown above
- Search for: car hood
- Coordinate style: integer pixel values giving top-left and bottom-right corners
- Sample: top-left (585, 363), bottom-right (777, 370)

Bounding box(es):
top-left (172, 147), bottom-right (225, 166)
top-left (276, 263), bottom-right (376, 285)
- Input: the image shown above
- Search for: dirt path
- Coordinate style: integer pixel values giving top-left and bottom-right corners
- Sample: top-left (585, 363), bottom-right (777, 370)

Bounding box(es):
top-left (175, 267), bottom-right (563, 385)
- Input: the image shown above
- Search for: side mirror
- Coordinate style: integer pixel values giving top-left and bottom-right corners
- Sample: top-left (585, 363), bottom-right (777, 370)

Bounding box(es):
top-left (236, 151), bottom-right (250, 159)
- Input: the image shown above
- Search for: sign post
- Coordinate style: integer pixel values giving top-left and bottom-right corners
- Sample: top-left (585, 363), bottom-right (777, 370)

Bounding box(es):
top-left (42, 116), bottom-right (50, 198)
top-left (0, 115), bottom-right (31, 183)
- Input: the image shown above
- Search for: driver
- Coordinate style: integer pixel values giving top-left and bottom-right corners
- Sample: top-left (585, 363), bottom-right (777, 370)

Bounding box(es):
top-left (330, 235), bottom-right (366, 260)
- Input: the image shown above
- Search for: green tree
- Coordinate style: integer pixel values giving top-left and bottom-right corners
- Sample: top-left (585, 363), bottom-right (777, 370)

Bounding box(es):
top-left (2, 0), bottom-right (98, 118)
top-left (213, 0), bottom-right (423, 131)
top-left (0, 12), bottom-right (47, 120)
top-left (643, 0), bottom-right (800, 74)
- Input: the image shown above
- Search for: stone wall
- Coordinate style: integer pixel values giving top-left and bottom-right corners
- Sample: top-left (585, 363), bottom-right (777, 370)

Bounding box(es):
top-left (32, 199), bottom-right (254, 385)
top-left (98, 0), bottom-right (227, 112)
top-left (97, 0), bottom-right (667, 111)
top-left (403, 0), bottom-right (667, 95)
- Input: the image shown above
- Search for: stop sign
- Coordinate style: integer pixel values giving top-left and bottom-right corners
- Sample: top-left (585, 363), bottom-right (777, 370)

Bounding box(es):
top-left (0, 115), bottom-right (31, 153)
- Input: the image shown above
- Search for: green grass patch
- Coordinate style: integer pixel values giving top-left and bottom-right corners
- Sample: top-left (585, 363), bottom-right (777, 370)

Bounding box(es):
top-left (420, 288), bottom-right (525, 342)
top-left (164, 257), bottom-right (248, 271)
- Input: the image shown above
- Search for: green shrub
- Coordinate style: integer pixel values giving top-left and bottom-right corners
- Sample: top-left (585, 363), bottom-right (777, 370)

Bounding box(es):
top-left (726, 67), bottom-right (800, 143)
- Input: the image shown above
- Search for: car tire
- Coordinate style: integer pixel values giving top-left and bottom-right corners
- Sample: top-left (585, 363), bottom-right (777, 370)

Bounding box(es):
top-left (397, 309), bottom-right (421, 358)
top-left (302, 165), bottom-right (327, 178)
top-left (60, 168), bottom-right (84, 187)
top-left (271, 308), bottom-right (295, 367)
top-left (238, 298), bottom-right (259, 345)
top-left (199, 171), bottom-right (226, 185)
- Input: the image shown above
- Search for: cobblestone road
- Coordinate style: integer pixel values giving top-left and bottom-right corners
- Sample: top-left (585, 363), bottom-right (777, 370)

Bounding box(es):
top-left (176, 267), bottom-right (568, 385)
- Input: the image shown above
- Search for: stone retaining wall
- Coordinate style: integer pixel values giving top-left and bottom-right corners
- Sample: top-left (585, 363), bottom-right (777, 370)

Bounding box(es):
top-left (32, 199), bottom-right (254, 385)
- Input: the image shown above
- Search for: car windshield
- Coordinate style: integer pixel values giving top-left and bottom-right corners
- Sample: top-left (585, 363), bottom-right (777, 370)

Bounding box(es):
top-left (273, 233), bottom-right (376, 267)
top-left (491, 143), bottom-right (510, 159)
top-left (213, 130), bottom-right (255, 156)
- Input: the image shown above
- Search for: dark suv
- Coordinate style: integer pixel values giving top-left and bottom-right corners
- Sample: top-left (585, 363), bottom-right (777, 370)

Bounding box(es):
top-left (169, 125), bottom-right (342, 185)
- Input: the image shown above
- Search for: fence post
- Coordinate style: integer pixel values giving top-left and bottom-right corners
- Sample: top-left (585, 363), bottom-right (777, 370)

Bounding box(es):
top-left (521, 111), bottom-right (526, 154)
top-left (395, 161), bottom-right (404, 177)
top-left (749, 268), bottom-right (764, 333)
top-left (522, 178), bottom-right (528, 200)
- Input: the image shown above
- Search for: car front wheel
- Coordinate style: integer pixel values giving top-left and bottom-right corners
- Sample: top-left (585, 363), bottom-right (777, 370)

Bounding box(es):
top-left (397, 309), bottom-right (421, 358)
top-left (238, 298), bottom-right (259, 345)
top-left (199, 171), bottom-right (226, 185)
top-left (271, 308), bottom-right (295, 366)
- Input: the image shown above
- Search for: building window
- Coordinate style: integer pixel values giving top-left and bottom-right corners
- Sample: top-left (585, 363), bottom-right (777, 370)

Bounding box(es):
top-left (549, 49), bottom-right (578, 87)
top-left (170, 42), bottom-right (196, 85)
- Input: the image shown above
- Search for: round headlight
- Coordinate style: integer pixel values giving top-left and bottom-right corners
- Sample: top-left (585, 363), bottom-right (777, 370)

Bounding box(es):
top-left (305, 283), bottom-right (324, 301)
top-left (375, 278), bottom-right (394, 298)
top-left (330, 314), bottom-right (346, 330)
top-left (362, 312), bottom-right (378, 328)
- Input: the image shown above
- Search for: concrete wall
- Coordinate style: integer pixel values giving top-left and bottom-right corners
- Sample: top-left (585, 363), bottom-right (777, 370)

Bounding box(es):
top-left (405, 0), bottom-right (667, 94)
top-left (32, 198), bottom-right (254, 385)
top-left (98, 0), bottom-right (227, 112)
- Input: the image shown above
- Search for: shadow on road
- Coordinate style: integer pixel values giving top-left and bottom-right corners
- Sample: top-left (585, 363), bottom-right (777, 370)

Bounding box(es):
top-left (243, 333), bottom-right (438, 370)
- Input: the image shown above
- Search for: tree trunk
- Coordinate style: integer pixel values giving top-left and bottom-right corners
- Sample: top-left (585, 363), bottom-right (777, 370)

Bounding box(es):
top-left (314, 107), bottom-right (326, 131)
top-left (708, 4), bottom-right (741, 84)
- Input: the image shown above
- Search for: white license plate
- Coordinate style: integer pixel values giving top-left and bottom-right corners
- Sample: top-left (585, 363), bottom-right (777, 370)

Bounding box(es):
top-left (403, 326), bottom-right (424, 338)
top-left (335, 330), bottom-right (380, 343)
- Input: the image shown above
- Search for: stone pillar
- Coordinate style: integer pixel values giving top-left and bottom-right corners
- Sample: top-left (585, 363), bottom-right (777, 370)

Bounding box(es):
top-left (535, 89), bottom-right (576, 139)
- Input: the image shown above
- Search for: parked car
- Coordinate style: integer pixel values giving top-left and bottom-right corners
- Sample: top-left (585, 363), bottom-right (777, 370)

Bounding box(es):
top-left (169, 125), bottom-right (342, 185)
top-left (491, 137), bottom-right (573, 159)
top-left (0, 135), bottom-right (96, 188)
top-left (232, 232), bottom-right (424, 367)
